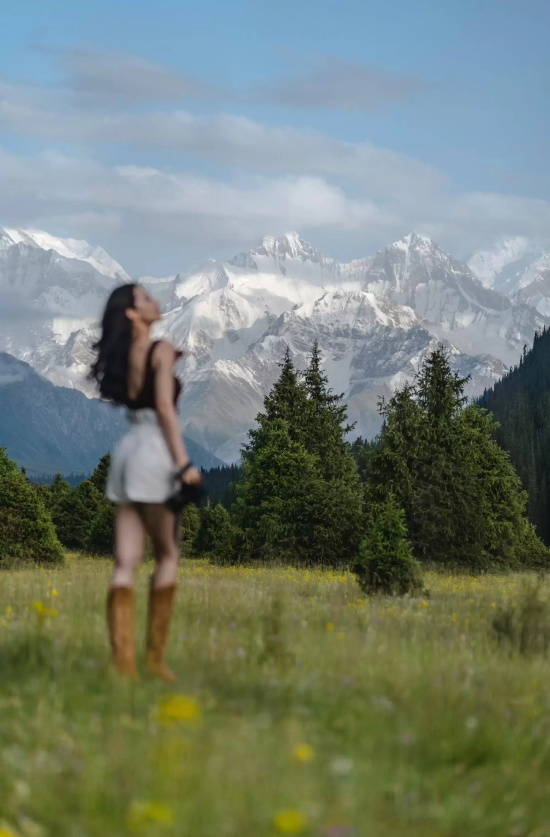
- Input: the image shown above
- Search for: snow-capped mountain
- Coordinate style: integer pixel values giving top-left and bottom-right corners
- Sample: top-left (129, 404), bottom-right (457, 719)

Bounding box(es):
top-left (1, 227), bottom-right (546, 463)
top-left (0, 227), bottom-right (130, 387)
top-left (1, 228), bottom-right (130, 282)
top-left (358, 232), bottom-right (546, 366)
top-left (174, 280), bottom-right (508, 461)
top-left (469, 237), bottom-right (550, 315)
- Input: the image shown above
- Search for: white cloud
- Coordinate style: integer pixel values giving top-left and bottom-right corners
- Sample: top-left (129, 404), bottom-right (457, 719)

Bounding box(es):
top-left (0, 78), bottom-right (442, 200)
top-left (1, 146), bottom-right (549, 267)
top-left (0, 53), bottom-right (548, 269)
top-left (0, 148), bottom-right (381, 248)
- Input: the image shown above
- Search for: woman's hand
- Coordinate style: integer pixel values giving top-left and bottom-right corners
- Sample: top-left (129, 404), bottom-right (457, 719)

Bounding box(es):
top-left (180, 465), bottom-right (202, 486)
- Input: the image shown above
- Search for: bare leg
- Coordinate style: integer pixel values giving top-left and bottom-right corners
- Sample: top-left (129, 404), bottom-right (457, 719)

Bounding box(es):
top-left (137, 503), bottom-right (179, 681)
top-left (111, 503), bottom-right (146, 589)
top-left (137, 503), bottom-right (179, 588)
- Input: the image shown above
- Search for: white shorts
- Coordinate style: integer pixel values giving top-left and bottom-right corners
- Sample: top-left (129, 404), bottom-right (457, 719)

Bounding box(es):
top-left (106, 408), bottom-right (178, 504)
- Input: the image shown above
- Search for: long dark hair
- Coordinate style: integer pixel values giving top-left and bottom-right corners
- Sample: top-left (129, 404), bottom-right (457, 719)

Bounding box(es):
top-left (88, 283), bottom-right (137, 403)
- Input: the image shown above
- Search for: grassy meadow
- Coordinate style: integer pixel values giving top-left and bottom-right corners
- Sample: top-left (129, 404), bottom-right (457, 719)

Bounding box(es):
top-left (1, 556), bottom-right (550, 837)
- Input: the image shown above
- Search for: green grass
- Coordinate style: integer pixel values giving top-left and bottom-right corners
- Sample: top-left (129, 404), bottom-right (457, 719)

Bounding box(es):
top-left (1, 557), bottom-right (550, 837)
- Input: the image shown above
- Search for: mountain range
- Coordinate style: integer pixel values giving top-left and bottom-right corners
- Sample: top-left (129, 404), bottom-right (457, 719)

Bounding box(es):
top-left (0, 352), bottom-right (224, 476)
top-left (1, 226), bottom-right (549, 464)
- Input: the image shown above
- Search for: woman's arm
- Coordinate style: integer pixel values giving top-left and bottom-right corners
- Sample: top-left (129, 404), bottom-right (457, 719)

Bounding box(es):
top-left (152, 341), bottom-right (191, 470)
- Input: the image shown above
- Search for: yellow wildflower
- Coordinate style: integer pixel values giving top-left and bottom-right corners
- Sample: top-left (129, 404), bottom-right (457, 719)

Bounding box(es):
top-left (155, 694), bottom-right (201, 726)
top-left (273, 809), bottom-right (308, 834)
top-left (326, 622), bottom-right (335, 632)
top-left (31, 601), bottom-right (58, 618)
top-left (127, 801), bottom-right (174, 832)
top-left (0, 828), bottom-right (19, 837)
top-left (293, 743), bottom-right (315, 763)
top-left (337, 632), bottom-right (346, 640)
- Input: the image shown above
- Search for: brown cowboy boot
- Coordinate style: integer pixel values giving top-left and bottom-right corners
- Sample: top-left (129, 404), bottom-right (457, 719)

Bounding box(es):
top-left (145, 580), bottom-right (177, 682)
top-left (106, 586), bottom-right (138, 679)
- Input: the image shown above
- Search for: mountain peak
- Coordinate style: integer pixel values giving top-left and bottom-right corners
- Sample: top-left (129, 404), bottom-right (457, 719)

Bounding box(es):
top-left (229, 231), bottom-right (332, 272)
top-left (1, 227), bottom-right (130, 281)
top-left (395, 231), bottom-right (437, 251)
top-left (255, 231), bottom-right (318, 260)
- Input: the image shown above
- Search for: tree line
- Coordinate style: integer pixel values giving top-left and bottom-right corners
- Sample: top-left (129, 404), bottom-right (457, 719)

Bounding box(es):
top-left (477, 326), bottom-right (550, 545)
top-left (1, 341), bottom-right (547, 593)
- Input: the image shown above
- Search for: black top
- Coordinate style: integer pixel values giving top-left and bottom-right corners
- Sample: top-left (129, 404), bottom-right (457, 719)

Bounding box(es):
top-left (125, 340), bottom-right (182, 410)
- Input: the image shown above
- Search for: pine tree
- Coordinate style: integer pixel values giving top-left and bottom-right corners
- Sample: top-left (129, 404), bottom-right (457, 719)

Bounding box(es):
top-left (301, 340), bottom-right (364, 562)
top-left (180, 504), bottom-right (201, 556)
top-left (478, 328), bottom-right (550, 544)
top-left (232, 419), bottom-right (320, 564)
top-left (39, 474), bottom-right (73, 547)
top-left (86, 503), bottom-right (115, 556)
top-left (302, 340), bottom-right (355, 472)
top-left (230, 343), bottom-right (364, 567)
top-left (194, 502), bottom-right (240, 562)
top-left (201, 464), bottom-right (242, 507)
top-left (411, 350), bottom-right (485, 567)
top-left (89, 453), bottom-right (111, 495)
top-left (40, 475), bottom-right (103, 550)
top-left (365, 384), bottom-right (424, 538)
top-left (255, 346), bottom-right (310, 446)
top-left (0, 447), bottom-right (64, 565)
top-left (366, 348), bottom-right (548, 571)
top-left (353, 493), bottom-right (423, 596)
top-left (83, 453), bottom-right (115, 555)
top-left (461, 405), bottom-right (548, 569)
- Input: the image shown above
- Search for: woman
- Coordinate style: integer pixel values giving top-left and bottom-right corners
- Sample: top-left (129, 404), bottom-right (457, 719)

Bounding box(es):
top-left (89, 283), bottom-right (202, 681)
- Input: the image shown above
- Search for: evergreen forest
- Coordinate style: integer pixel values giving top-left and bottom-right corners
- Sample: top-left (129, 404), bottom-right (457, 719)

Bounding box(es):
top-left (478, 326), bottom-right (550, 544)
top-left (3, 341), bottom-right (548, 591)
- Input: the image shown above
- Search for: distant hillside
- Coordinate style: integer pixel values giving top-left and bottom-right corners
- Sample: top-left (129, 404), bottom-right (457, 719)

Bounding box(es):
top-left (0, 352), bottom-right (224, 476)
top-left (477, 327), bottom-right (550, 543)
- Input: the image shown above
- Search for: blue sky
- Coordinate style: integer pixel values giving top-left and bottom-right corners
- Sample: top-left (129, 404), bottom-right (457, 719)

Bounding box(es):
top-left (1, 0), bottom-right (549, 274)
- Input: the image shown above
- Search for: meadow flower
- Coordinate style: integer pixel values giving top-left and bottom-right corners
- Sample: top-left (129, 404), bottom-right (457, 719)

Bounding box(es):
top-left (155, 694), bottom-right (201, 726)
top-left (0, 826), bottom-right (19, 837)
top-left (31, 601), bottom-right (58, 619)
top-left (127, 801), bottom-right (174, 832)
top-left (326, 622), bottom-right (335, 632)
top-left (273, 809), bottom-right (308, 834)
top-left (293, 743), bottom-right (315, 763)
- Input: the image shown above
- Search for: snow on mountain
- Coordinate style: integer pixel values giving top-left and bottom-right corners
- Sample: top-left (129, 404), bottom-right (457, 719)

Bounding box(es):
top-left (231, 232), bottom-right (339, 277)
top-left (468, 238), bottom-right (550, 314)
top-left (0, 227), bottom-right (134, 391)
top-left (178, 285), bottom-right (507, 462)
top-left (0, 227), bottom-right (128, 315)
top-left (468, 237), bottom-right (535, 290)
top-left (514, 265), bottom-right (550, 317)
top-left (1, 227), bottom-right (547, 462)
top-left (138, 275), bottom-right (178, 311)
top-left (162, 284), bottom-right (273, 375)
top-left (160, 233), bottom-right (345, 380)
top-left (359, 232), bottom-right (546, 366)
top-left (2, 228), bottom-right (130, 282)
